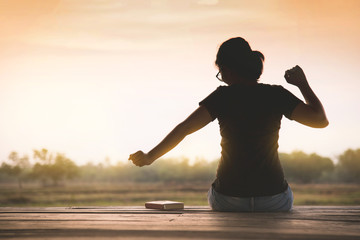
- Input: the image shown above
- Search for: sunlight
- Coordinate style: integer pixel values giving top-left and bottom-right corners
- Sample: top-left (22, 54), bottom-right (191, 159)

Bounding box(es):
top-left (0, 0), bottom-right (359, 165)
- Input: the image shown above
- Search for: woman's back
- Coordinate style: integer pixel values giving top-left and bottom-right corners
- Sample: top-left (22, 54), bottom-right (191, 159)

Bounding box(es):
top-left (200, 83), bottom-right (302, 197)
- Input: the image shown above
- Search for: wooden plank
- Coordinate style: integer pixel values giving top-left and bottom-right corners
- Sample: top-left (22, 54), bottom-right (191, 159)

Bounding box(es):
top-left (0, 206), bottom-right (359, 239)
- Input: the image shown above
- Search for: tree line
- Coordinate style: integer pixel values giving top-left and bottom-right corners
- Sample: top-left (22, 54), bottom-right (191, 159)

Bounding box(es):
top-left (1, 148), bottom-right (360, 188)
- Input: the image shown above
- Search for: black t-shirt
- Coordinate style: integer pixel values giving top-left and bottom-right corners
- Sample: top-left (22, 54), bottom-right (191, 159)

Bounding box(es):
top-left (199, 83), bottom-right (302, 197)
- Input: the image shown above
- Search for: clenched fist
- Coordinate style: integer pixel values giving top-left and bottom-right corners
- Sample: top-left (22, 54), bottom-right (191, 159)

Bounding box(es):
top-left (128, 151), bottom-right (154, 167)
top-left (284, 65), bottom-right (308, 88)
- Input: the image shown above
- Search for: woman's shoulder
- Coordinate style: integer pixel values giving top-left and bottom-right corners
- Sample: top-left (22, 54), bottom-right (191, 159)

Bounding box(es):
top-left (211, 85), bottom-right (230, 94)
top-left (257, 83), bottom-right (284, 89)
top-left (256, 83), bottom-right (290, 94)
top-left (214, 83), bottom-right (287, 94)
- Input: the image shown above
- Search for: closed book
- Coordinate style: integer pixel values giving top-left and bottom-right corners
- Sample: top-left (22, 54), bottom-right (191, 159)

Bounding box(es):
top-left (145, 200), bottom-right (184, 210)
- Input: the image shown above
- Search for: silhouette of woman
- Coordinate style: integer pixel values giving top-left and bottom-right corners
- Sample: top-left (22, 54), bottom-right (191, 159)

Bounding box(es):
top-left (129, 37), bottom-right (328, 212)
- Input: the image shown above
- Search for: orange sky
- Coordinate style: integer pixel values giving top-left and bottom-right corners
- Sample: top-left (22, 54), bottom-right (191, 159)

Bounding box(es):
top-left (1, 0), bottom-right (359, 164)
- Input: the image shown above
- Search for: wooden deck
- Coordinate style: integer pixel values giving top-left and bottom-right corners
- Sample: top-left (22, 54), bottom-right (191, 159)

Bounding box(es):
top-left (0, 206), bottom-right (359, 239)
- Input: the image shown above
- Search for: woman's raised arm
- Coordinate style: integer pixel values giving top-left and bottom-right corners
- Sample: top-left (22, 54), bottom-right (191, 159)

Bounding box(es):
top-left (128, 105), bottom-right (212, 167)
top-left (285, 65), bottom-right (329, 128)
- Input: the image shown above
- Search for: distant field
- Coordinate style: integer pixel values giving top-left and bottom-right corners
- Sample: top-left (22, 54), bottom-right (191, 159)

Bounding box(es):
top-left (0, 182), bottom-right (359, 207)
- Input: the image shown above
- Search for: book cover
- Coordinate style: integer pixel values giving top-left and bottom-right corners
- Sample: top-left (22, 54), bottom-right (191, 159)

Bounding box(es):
top-left (145, 200), bottom-right (184, 210)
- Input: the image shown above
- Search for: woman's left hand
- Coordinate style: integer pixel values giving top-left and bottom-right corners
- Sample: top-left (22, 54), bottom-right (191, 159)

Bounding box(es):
top-left (128, 151), bottom-right (153, 167)
top-left (284, 65), bottom-right (308, 88)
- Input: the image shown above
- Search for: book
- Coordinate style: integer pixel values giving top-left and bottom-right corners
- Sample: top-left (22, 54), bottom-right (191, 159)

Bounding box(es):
top-left (145, 200), bottom-right (184, 210)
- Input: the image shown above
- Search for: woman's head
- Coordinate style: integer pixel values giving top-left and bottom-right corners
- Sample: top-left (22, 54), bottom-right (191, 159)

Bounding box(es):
top-left (216, 37), bottom-right (264, 82)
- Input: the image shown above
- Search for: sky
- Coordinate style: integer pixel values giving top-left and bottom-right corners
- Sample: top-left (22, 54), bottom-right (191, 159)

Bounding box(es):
top-left (0, 0), bottom-right (359, 165)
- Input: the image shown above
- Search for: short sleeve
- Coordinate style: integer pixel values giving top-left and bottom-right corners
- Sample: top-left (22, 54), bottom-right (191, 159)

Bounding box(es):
top-left (199, 86), bottom-right (225, 121)
top-left (276, 86), bottom-right (303, 119)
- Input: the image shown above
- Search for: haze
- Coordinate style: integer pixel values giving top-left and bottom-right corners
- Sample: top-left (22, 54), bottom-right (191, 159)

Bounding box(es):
top-left (1, 0), bottom-right (359, 164)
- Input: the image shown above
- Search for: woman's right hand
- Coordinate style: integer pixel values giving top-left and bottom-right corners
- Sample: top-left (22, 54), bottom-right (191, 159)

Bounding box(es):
top-left (284, 65), bottom-right (309, 88)
top-left (128, 151), bottom-right (154, 167)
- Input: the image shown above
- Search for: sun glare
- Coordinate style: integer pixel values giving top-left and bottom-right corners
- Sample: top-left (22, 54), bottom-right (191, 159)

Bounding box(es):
top-left (0, 0), bottom-right (359, 164)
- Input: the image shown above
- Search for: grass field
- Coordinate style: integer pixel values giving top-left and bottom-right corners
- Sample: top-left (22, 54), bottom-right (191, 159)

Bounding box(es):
top-left (0, 182), bottom-right (359, 207)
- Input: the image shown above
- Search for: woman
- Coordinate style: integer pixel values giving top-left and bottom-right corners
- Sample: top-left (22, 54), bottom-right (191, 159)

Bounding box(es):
top-left (129, 37), bottom-right (328, 212)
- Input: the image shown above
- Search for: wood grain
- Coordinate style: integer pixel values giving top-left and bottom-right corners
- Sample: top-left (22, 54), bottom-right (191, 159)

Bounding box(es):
top-left (0, 206), bottom-right (359, 239)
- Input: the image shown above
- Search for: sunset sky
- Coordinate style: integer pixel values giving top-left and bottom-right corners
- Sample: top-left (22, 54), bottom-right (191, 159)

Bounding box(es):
top-left (1, 0), bottom-right (359, 165)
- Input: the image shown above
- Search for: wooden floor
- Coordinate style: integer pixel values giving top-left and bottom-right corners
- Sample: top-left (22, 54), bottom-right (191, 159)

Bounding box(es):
top-left (0, 206), bottom-right (359, 240)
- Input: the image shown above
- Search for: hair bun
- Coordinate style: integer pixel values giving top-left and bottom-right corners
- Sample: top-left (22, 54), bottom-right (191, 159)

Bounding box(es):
top-left (252, 50), bottom-right (265, 62)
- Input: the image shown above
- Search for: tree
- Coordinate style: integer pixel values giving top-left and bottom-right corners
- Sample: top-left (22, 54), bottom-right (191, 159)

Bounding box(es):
top-left (337, 148), bottom-right (360, 183)
top-left (0, 151), bottom-right (30, 188)
top-left (50, 154), bottom-right (79, 185)
top-left (280, 151), bottom-right (334, 183)
top-left (32, 148), bottom-right (53, 185)
top-left (33, 148), bottom-right (53, 165)
top-left (31, 149), bottom-right (79, 186)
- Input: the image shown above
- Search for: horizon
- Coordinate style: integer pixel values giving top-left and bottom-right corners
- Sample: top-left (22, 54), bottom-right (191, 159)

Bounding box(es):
top-left (1, 0), bottom-right (359, 165)
top-left (0, 147), bottom-right (355, 166)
